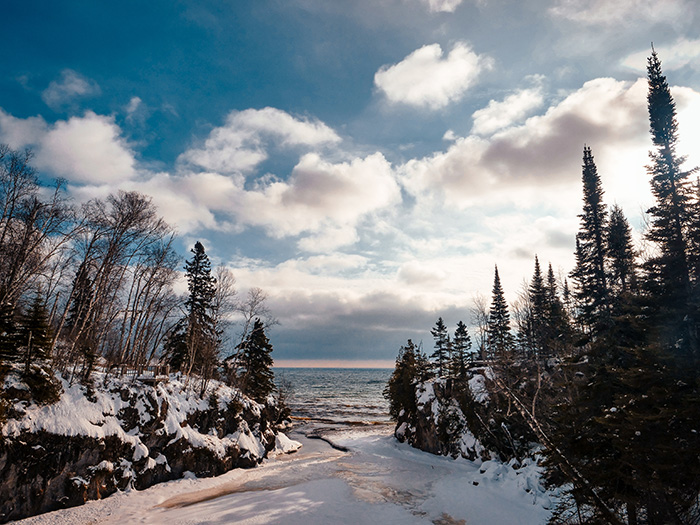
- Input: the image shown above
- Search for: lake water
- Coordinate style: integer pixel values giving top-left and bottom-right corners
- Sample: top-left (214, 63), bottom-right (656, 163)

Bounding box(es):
top-left (274, 368), bottom-right (393, 426)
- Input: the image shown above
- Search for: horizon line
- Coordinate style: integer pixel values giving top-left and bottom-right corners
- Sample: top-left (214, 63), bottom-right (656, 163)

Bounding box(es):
top-left (273, 359), bottom-right (394, 369)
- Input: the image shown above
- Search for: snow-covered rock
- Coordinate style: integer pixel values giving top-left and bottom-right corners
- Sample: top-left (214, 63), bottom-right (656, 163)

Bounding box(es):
top-left (0, 365), bottom-right (297, 523)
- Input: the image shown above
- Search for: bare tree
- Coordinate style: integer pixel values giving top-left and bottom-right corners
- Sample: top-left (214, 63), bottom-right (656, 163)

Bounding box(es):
top-left (211, 266), bottom-right (238, 354)
top-left (470, 293), bottom-right (490, 360)
top-left (235, 287), bottom-right (278, 344)
top-left (60, 191), bottom-right (174, 379)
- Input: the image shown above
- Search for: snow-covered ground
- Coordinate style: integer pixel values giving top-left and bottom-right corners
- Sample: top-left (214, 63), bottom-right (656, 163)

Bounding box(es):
top-left (14, 425), bottom-right (555, 524)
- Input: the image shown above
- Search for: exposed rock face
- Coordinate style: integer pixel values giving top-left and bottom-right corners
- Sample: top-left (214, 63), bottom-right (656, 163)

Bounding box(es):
top-left (0, 368), bottom-right (297, 523)
top-left (394, 378), bottom-right (486, 461)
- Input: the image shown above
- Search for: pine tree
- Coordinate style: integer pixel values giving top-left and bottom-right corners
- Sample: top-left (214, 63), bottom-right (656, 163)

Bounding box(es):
top-left (529, 256), bottom-right (547, 357)
top-left (238, 318), bottom-right (275, 403)
top-left (17, 290), bottom-right (53, 370)
top-left (167, 241), bottom-right (219, 375)
top-left (545, 263), bottom-right (571, 357)
top-left (644, 48), bottom-right (696, 353)
top-left (430, 317), bottom-right (449, 377)
top-left (571, 146), bottom-right (611, 336)
top-left (607, 204), bottom-right (636, 297)
top-left (384, 339), bottom-right (420, 420)
top-left (487, 265), bottom-right (514, 359)
top-left (65, 262), bottom-right (93, 338)
top-left (0, 298), bottom-right (17, 360)
top-left (451, 321), bottom-right (472, 380)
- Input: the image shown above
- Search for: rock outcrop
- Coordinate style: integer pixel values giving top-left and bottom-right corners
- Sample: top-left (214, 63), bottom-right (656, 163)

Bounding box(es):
top-left (394, 377), bottom-right (486, 461)
top-left (0, 365), bottom-right (299, 523)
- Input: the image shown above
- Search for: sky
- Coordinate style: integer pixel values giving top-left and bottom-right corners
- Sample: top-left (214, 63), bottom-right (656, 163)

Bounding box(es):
top-left (3, 0), bottom-right (700, 366)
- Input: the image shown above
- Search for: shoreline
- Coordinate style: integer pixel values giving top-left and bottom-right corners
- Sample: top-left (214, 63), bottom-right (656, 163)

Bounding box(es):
top-left (15, 423), bottom-right (553, 525)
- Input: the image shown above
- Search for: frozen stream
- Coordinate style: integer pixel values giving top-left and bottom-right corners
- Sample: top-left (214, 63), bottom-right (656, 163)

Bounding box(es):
top-left (16, 425), bottom-right (554, 524)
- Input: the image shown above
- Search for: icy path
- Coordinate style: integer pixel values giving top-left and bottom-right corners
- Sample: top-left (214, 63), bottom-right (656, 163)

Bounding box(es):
top-left (15, 427), bottom-right (553, 524)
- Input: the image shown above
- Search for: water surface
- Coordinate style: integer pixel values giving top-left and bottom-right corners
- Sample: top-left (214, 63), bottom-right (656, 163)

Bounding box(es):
top-left (275, 368), bottom-right (392, 425)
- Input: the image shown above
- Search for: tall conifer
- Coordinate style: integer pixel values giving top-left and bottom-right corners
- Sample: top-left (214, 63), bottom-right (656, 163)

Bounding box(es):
top-left (430, 317), bottom-right (449, 377)
top-left (571, 146), bottom-right (611, 335)
top-left (487, 265), bottom-right (513, 359)
top-left (644, 48), bottom-right (696, 353)
top-left (607, 204), bottom-right (636, 296)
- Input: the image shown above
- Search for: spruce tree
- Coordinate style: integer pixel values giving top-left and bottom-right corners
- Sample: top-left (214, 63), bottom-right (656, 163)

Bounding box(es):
top-left (644, 48), bottom-right (696, 353)
top-left (451, 321), bottom-right (472, 380)
top-left (0, 298), bottom-right (16, 360)
top-left (606, 204), bottom-right (636, 296)
top-left (167, 241), bottom-right (219, 375)
top-left (430, 317), bottom-right (449, 377)
top-left (529, 256), bottom-right (547, 357)
top-left (487, 265), bottom-right (514, 359)
top-left (238, 318), bottom-right (275, 403)
top-left (17, 291), bottom-right (53, 371)
top-left (571, 146), bottom-right (611, 335)
top-left (545, 263), bottom-right (571, 357)
top-left (384, 339), bottom-right (419, 420)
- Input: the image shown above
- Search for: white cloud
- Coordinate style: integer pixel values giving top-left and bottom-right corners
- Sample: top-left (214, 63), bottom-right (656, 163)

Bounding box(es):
top-left (179, 107), bottom-right (341, 174)
top-left (0, 110), bottom-right (137, 184)
top-left (549, 0), bottom-right (690, 26)
top-left (471, 83), bottom-right (544, 135)
top-left (297, 225), bottom-right (360, 253)
top-left (41, 69), bottom-right (101, 110)
top-left (419, 0), bottom-right (464, 13)
top-left (231, 152), bottom-right (401, 242)
top-left (37, 112), bottom-right (137, 183)
top-left (374, 42), bottom-right (493, 109)
top-left (622, 38), bottom-right (700, 72)
top-left (402, 77), bottom-right (651, 210)
top-left (0, 110), bottom-right (48, 148)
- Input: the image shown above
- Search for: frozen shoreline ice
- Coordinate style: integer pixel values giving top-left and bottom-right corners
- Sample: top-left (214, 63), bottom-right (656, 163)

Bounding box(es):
top-left (14, 423), bottom-right (554, 524)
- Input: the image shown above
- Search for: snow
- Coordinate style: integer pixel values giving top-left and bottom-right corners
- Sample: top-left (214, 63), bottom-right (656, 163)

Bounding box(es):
top-left (14, 427), bottom-right (556, 525)
top-left (272, 431), bottom-right (303, 455)
top-left (2, 371), bottom-right (273, 465)
top-left (468, 373), bottom-right (490, 404)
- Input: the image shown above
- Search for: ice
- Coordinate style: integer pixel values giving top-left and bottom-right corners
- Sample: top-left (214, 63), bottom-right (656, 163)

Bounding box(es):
top-left (15, 427), bottom-right (556, 525)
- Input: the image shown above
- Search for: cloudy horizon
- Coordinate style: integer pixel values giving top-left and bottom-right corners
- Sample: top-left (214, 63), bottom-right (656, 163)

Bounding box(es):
top-left (3, 0), bottom-right (700, 365)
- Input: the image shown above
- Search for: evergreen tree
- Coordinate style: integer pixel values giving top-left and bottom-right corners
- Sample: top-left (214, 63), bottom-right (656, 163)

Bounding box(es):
top-left (167, 241), bottom-right (219, 375)
top-left (528, 256), bottom-right (547, 357)
top-left (643, 48), bottom-right (696, 353)
top-left (487, 265), bottom-right (514, 359)
top-left (17, 290), bottom-right (53, 370)
top-left (162, 318), bottom-right (187, 371)
top-left (451, 321), bottom-right (472, 380)
top-left (545, 263), bottom-right (571, 357)
top-left (384, 339), bottom-right (419, 420)
top-left (571, 146), bottom-right (611, 335)
top-left (430, 317), bottom-right (449, 377)
top-left (238, 318), bottom-right (275, 403)
top-left (65, 262), bottom-right (93, 338)
top-left (0, 297), bottom-right (17, 360)
top-left (607, 204), bottom-right (637, 296)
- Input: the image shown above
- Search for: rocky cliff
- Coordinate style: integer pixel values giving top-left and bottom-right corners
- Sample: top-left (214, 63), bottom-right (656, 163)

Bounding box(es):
top-left (0, 363), bottom-right (300, 523)
top-left (394, 377), bottom-right (487, 461)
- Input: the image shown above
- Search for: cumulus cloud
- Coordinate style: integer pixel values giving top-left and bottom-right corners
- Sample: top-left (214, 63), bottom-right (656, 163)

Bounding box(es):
top-left (419, 0), bottom-right (464, 13)
top-left (622, 38), bottom-right (700, 72)
top-left (549, 0), bottom-right (690, 26)
top-left (374, 42), bottom-right (493, 109)
top-left (139, 148), bottom-right (400, 247)
top-left (179, 107), bottom-right (341, 174)
top-left (471, 82), bottom-right (544, 135)
top-left (228, 152), bottom-right (401, 244)
top-left (0, 109), bottom-right (137, 184)
top-left (41, 69), bottom-right (101, 110)
top-left (401, 77), bottom-right (651, 209)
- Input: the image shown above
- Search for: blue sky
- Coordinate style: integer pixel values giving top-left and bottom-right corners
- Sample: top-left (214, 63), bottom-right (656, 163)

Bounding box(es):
top-left (3, 0), bottom-right (700, 365)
